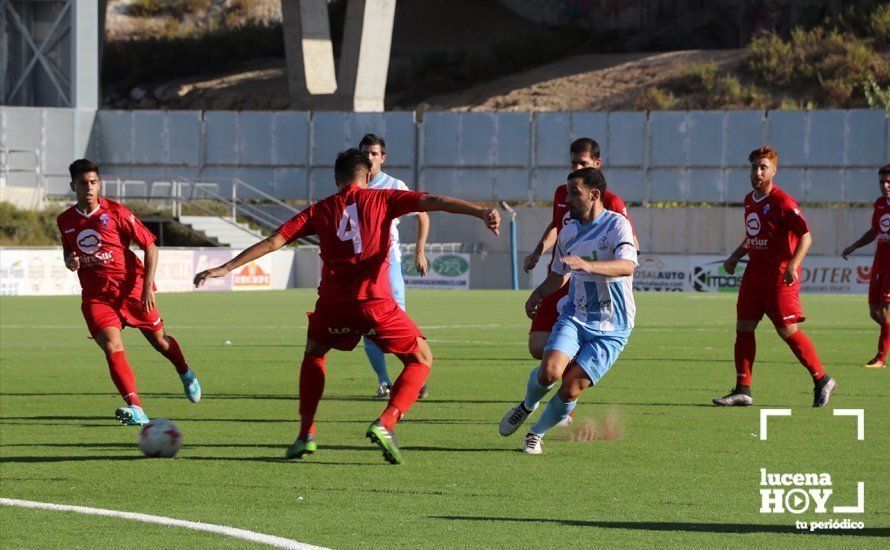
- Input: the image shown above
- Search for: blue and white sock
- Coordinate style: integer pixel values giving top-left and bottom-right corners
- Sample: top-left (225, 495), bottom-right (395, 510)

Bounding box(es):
top-left (523, 367), bottom-right (554, 411)
top-left (530, 395), bottom-right (577, 436)
top-left (363, 337), bottom-right (391, 385)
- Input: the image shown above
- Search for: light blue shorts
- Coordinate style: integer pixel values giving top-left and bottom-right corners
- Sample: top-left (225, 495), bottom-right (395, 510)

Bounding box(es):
top-left (544, 315), bottom-right (628, 385)
top-left (388, 247), bottom-right (406, 311)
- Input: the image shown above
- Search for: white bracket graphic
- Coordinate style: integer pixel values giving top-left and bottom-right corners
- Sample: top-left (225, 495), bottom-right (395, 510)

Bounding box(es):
top-left (833, 482), bottom-right (865, 513)
top-left (832, 409), bottom-right (865, 440)
top-left (759, 409), bottom-right (792, 440)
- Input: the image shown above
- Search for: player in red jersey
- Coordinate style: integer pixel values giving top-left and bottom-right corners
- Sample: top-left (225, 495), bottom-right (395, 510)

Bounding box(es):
top-left (714, 146), bottom-right (837, 408)
top-left (57, 159), bottom-right (201, 426)
top-left (523, 138), bottom-right (639, 360)
top-left (842, 164), bottom-right (890, 369)
top-left (194, 149), bottom-right (500, 464)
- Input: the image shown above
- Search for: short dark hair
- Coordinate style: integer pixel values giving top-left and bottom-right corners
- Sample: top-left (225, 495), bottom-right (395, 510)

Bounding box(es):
top-left (334, 148), bottom-right (372, 186)
top-left (69, 159), bottom-right (100, 180)
top-left (567, 167), bottom-right (607, 196)
top-left (359, 133), bottom-right (386, 153)
top-left (570, 137), bottom-right (601, 159)
top-left (879, 164), bottom-right (890, 177)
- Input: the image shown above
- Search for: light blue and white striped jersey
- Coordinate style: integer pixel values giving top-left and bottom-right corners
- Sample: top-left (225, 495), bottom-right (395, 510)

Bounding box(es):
top-left (368, 171), bottom-right (414, 262)
top-left (550, 210), bottom-right (638, 335)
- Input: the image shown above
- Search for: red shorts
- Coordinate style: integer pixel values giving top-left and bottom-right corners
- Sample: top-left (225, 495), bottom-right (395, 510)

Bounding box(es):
top-left (307, 298), bottom-right (424, 354)
top-left (868, 269), bottom-right (890, 304)
top-left (81, 296), bottom-right (163, 337)
top-left (530, 284), bottom-right (569, 333)
top-left (737, 282), bottom-right (805, 327)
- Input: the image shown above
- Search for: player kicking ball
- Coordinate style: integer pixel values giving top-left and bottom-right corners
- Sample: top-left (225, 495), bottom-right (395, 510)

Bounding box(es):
top-left (194, 149), bottom-right (499, 464)
top-left (57, 159), bottom-right (201, 426)
top-left (713, 146), bottom-right (837, 408)
top-left (499, 168), bottom-right (637, 455)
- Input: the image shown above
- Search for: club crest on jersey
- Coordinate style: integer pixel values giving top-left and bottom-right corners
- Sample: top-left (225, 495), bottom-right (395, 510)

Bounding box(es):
top-left (99, 213), bottom-right (109, 227)
top-left (746, 212), bottom-right (761, 236)
top-left (76, 229), bottom-right (102, 254)
top-left (763, 204), bottom-right (771, 215)
top-left (599, 236), bottom-right (608, 251)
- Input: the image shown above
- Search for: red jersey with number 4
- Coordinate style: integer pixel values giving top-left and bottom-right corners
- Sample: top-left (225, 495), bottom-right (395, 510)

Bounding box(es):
top-left (872, 196), bottom-right (890, 273)
top-left (551, 184), bottom-right (632, 235)
top-left (276, 185), bottom-right (425, 303)
top-left (56, 198), bottom-right (157, 299)
top-left (742, 185), bottom-right (810, 287)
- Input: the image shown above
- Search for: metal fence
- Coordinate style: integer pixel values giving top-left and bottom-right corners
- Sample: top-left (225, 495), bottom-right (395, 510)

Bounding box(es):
top-left (1, 107), bottom-right (886, 203)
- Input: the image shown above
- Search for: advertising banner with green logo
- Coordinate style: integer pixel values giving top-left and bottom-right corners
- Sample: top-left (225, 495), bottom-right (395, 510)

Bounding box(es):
top-left (401, 252), bottom-right (471, 289)
top-left (634, 255), bottom-right (871, 294)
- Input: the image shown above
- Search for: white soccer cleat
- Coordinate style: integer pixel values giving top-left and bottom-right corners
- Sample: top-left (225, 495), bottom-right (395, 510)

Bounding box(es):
top-left (523, 433), bottom-right (543, 455)
top-left (499, 403), bottom-right (534, 436)
top-left (555, 414), bottom-right (574, 428)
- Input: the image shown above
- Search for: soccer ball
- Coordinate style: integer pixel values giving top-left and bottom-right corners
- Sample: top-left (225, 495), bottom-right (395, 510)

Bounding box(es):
top-left (138, 418), bottom-right (182, 458)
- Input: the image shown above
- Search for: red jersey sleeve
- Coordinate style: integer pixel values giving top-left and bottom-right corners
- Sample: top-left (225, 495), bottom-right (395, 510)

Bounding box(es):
top-left (56, 215), bottom-right (73, 257)
top-left (276, 204), bottom-right (318, 244)
top-left (116, 205), bottom-right (156, 250)
top-left (873, 200), bottom-right (882, 231)
top-left (784, 203), bottom-right (809, 237)
top-left (384, 190), bottom-right (425, 219)
top-left (551, 186), bottom-right (566, 228)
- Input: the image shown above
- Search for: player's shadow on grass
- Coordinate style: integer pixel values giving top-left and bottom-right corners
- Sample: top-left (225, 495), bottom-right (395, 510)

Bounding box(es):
top-left (432, 516), bottom-right (890, 537)
top-left (0, 454), bottom-right (375, 466)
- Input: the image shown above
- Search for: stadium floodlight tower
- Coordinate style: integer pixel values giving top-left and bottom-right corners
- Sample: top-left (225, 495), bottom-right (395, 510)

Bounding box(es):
top-left (1, 0), bottom-right (101, 109)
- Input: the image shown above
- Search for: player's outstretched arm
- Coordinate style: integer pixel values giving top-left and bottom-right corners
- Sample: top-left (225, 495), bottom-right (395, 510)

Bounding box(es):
top-left (561, 257), bottom-right (636, 277)
top-left (193, 233), bottom-right (288, 288)
top-left (415, 212), bottom-right (430, 276)
top-left (417, 195), bottom-right (500, 235)
top-left (723, 239), bottom-right (748, 274)
top-left (525, 271), bottom-right (570, 319)
top-left (525, 222), bottom-right (556, 272)
top-left (842, 228), bottom-right (877, 260)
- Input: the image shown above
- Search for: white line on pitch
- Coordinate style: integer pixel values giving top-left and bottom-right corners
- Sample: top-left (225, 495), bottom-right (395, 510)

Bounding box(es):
top-left (0, 498), bottom-right (327, 550)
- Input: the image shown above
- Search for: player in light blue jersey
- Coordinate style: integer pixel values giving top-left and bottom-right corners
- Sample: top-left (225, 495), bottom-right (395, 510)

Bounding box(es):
top-left (359, 134), bottom-right (431, 399)
top-left (499, 167), bottom-right (638, 454)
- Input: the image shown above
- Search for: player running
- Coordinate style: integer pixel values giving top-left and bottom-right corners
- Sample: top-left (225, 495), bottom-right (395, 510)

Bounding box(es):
top-left (194, 149), bottom-right (499, 464)
top-left (713, 146), bottom-right (837, 408)
top-left (841, 164), bottom-right (890, 369)
top-left (499, 167), bottom-right (637, 455)
top-left (57, 159), bottom-right (201, 426)
top-left (358, 133), bottom-right (432, 399)
top-left (523, 138), bottom-right (637, 361)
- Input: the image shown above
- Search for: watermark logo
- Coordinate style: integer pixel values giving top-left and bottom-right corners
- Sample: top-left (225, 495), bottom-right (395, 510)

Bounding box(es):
top-left (759, 409), bottom-right (866, 531)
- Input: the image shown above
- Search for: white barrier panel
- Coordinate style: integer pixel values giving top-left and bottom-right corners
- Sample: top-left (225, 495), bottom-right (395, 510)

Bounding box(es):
top-left (0, 247), bottom-right (295, 296)
top-left (0, 248), bottom-right (81, 296)
top-left (401, 252), bottom-right (471, 289)
top-left (634, 254), bottom-right (873, 294)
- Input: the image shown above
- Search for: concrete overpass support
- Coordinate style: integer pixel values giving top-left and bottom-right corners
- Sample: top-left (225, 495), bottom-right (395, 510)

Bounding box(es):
top-left (281, 0), bottom-right (396, 112)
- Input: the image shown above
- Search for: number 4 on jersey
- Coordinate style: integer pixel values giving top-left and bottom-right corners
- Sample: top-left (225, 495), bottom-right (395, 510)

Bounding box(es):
top-left (336, 204), bottom-right (363, 253)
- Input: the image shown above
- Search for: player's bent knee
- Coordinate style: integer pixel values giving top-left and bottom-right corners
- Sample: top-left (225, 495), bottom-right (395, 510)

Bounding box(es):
top-left (100, 340), bottom-right (125, 355)
top-left (775, 324), bottom-right (798, 340)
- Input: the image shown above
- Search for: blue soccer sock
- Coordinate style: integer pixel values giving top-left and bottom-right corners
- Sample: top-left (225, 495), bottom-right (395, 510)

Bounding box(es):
top-left (530, 394), bottom-right (577, 436)
top-left (363, 337), bottom-right (391, 385)
top-left (523, 367), bottom-right (554, 411)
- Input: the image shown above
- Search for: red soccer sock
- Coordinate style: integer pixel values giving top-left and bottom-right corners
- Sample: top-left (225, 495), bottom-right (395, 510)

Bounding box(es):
top-left (106, 351), bottom-right (141, 407)
top-left (380, 362), bottom-right (431, 431)
top-left (877, 323), bottom-right (890, 362)
top-left (734, 331), bottom-right (756, 388)
top-left (161, 335), bottom-right (190, 375)
top-left (298, 353), bottom-right (327, 440)
top-left (785, 330), bottom-right (825, 382)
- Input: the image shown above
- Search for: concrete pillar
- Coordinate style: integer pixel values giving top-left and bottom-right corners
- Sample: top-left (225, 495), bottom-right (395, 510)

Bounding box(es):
top-left (72, 0), bottom-right (99, 109)
top-left (281, 0), bottom-right (338, 109)
top-left (281, 0), bottom-right (396, 111)
top-left (336, 0), bottom-right (396, 112)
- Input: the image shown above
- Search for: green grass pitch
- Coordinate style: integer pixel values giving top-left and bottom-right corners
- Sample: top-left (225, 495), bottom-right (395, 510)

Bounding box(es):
top-left (1, 290), bottom-right (887, 548)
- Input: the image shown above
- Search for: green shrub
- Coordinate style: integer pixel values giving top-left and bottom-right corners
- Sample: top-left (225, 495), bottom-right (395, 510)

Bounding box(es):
top-left (0, 202), bottom-right (65, 246)
top-left (126, 0), bottom-right (213, 19)
top-left (635, 87), bottom-right (678, 110)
